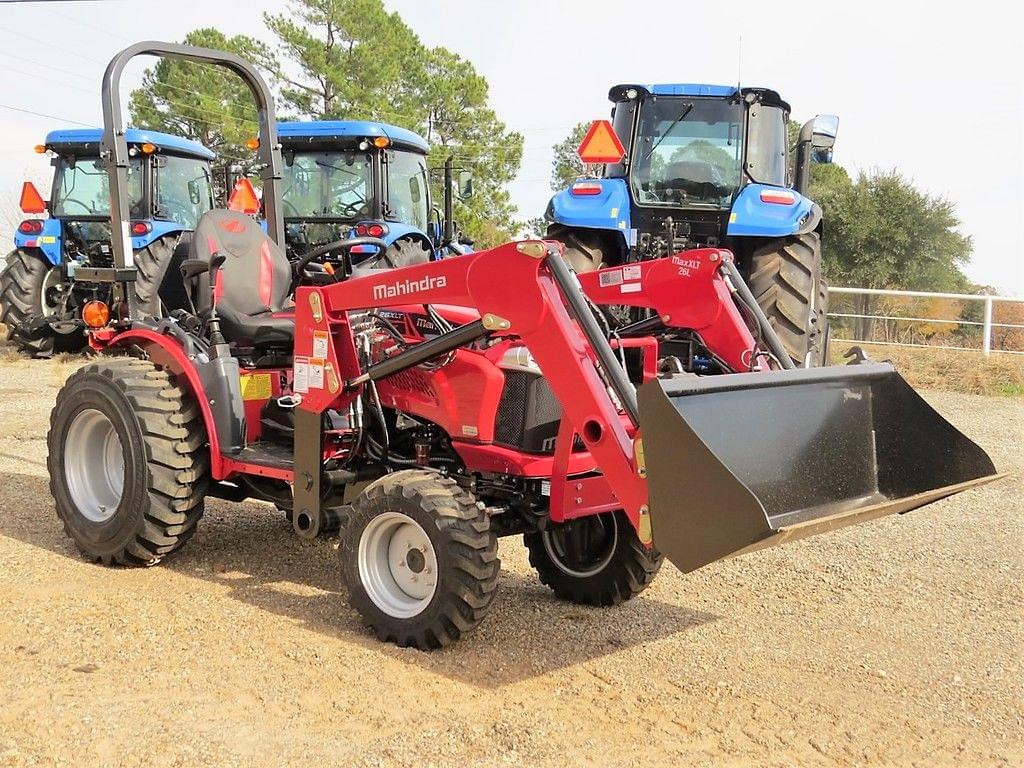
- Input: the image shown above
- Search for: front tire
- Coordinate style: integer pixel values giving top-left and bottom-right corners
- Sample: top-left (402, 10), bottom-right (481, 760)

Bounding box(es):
top-left (340, 470), bottom-right (499, 649)
top-left (47, 357), bottom-right (208, 566)
top-left (524, 511), bottom-right (663, 606)
top-left (747, 231), bottom-right (829, 367)
top-left (0, 248), bottom-right (84, 357)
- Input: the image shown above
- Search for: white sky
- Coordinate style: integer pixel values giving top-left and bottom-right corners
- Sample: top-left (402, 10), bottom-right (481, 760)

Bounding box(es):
top-left (1, 0), bottom-right (1022, 294)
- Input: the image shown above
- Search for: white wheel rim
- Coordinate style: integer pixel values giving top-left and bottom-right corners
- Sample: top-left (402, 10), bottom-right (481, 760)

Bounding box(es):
top-left (64, 408), bottom-right (124, 523)
top-left (40, 267), bottom-right (62, 313)
top-left (358, 511), bottom-right (438, 618)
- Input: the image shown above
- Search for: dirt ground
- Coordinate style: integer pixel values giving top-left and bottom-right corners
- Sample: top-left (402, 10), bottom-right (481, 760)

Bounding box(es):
top-left (0, 355), bottom-right (1020, 768)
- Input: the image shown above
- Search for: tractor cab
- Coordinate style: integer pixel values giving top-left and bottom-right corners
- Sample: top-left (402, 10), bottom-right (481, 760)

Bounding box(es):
top-left (245, 120), bottom-right (471, 271)
top-left (546, 83), bottom-right (839, 368)
top-left (3, 128), bottom-right (214, 355)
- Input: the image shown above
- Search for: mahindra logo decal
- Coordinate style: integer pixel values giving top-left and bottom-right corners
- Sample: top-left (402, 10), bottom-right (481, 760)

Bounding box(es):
top-left (372, 275), bottom-right (448, 300)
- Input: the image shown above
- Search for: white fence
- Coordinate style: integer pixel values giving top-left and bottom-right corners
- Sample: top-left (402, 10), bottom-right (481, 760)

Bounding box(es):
top-left (827, 287), bottom-right (1024, 356)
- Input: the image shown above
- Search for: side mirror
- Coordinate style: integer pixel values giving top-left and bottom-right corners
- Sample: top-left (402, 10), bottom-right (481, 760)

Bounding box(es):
top-left (811, 114), bottom-right (839, 149)
top-left (457, 170), bottom-right (473, 200)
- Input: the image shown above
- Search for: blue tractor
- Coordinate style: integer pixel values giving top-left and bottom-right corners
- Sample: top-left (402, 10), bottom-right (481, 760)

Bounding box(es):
top-left (546, 84), bottom-right (838, 367)
top-left (269, 120), bottom-right (472, 271)
top-left (1, 128), bottom-right (215, 355)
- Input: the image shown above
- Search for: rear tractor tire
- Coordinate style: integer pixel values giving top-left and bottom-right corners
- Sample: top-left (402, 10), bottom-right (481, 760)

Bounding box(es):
top-left (524, 511), bottom-right (663, 606)
top-left (340, 470), bottom-right (499, 649)
top-left (747, 231), bottom-right (829, 367)
top-left (0, 248), bottom-right (84, 357)
top-left (546, 225), bottom-right (614, 273)
top-left (46, 357), bottom-right (208, 566)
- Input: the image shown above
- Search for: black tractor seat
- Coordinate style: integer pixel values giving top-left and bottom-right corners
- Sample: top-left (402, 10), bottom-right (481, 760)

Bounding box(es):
top-left (190, 210), bottom-right (295, 348)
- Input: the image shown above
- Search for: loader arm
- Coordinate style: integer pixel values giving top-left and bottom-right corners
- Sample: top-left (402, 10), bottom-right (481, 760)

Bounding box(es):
top-left (576, 249), bottom-right (769, 373)
top-left (290, 240), bottom-right (651, 528)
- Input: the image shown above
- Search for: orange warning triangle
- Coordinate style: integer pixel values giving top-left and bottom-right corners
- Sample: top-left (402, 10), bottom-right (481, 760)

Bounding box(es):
top-left (577, 120), bottom-right (626, 164)
top-left (227, 177), bottom-right (261, 215)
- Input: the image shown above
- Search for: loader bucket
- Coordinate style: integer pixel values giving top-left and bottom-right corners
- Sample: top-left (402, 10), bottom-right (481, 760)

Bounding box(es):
top-left (636, 363), bottom-right (1000, 573)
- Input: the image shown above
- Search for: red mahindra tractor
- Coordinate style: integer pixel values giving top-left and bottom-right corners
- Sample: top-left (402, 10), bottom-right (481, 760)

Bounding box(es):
top-left (47, 43), bottom-right (999, 649)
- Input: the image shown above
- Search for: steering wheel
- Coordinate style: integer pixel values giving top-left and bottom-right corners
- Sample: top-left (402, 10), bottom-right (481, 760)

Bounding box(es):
top-left (290, 236), bottom-right (390, 292)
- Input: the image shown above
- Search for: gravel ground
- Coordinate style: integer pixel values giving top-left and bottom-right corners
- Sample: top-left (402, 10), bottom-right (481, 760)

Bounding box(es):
top-left (0, 355), bottom-right (1020, 768)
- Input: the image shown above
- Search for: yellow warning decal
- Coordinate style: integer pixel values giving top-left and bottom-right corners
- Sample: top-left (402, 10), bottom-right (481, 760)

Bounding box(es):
top-left (40, 236), bottom-right (57, 244)
top-left (729, 213), bottom-right (737, 223)
top-left (239, 373), bottom-right (273, 401)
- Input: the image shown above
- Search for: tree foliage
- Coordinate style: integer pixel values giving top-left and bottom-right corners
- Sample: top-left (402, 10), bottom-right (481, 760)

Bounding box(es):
top-left (263, 0), bottom-right (523, 245)
top-left (128, 28), bottom-right (271, 167)
top-left (549, 122), bottom-right (590, 191)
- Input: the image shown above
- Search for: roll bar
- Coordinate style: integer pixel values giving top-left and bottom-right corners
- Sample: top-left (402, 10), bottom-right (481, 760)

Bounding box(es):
top-left (100, 41), bottom-right (283, 316)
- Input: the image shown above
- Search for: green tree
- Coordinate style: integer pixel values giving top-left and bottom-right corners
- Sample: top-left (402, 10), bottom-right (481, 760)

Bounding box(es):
top-left (128, 28), bottom-right (271, 169)
top-left (263, 0), bottom-right (422, 121)
top-left (549, 122), bottom-right (590, 190)
top-left (264, 0), bottom-right (523, 245)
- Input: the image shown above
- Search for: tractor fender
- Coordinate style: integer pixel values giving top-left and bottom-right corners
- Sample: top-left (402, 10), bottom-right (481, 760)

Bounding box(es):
top-left (382, 222), bottom-right (433, 251)
top-left (726, 184), bottom-right (821, 239)
top-left (546, 178), bottom-right (633, 247)
top-left (131, 220), bottom-right (189, 250)
top-left (107, 328), bottom-right (229, 479)
top-left (14, 218), bottom-right (62, 265)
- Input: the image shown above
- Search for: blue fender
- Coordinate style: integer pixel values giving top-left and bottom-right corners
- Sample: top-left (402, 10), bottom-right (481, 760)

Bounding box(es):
top-left (547, 178), bottom-right (633, 246)
top-left (131, 220), bottom-right (190, 250)
top-left (726, 184), bottom-right (820, 239)
top-left (383, 222), bottom-right (433, 250)
top-left (14, 218), bottom-right (62, 265)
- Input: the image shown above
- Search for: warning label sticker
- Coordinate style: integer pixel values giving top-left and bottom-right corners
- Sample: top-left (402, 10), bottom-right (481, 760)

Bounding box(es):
top-left (599, 269), bottom-right (623, 287)
top-left (623, 264), bottom-right (642, 281)
top-left (239, 372), bottom-right (272, 401)
top-left (312, 330), bottom-right (329, 359)
top-left (309, 359), bottom-right (325, 390)
top-left (293, 357), bottom-right (309, 393)
top-left (620, 282), bottom-right (642, 294)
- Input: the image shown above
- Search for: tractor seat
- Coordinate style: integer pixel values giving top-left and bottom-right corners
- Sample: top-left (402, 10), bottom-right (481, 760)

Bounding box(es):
top-left (190, 210), bottom-right (295, 348)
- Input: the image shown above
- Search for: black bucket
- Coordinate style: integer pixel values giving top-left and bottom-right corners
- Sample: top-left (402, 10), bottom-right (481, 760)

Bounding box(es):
top-left (637, 363), bottom-right (1000, 573)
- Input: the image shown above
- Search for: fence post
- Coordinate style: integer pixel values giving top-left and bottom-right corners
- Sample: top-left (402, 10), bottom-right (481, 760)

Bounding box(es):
top-left (982, 297), bottom-right (993, 356)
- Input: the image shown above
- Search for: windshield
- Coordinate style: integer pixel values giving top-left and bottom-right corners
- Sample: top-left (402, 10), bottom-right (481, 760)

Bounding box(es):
top-left (51, 156), bottom-right (143, 218)
top-left (155, 155), bottom-right (214, 228)
top-left (386, 150), bottom-right (429, 232)
top-left (281, 151), bottom-right (373, 219)
top-left (631, 97), bottom-right (743, 208)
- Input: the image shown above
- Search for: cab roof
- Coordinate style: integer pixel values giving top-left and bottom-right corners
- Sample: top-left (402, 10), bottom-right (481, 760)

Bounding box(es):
top-left (608, 84), bottom-right (790, 112)
top-left (44, 128), bottom-right (215, 160)
top-left (277, 120), bottom-right (429, 154)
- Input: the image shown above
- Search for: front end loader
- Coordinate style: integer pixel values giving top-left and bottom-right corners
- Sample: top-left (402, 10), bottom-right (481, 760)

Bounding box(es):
top-left (45, 42), bottom-right (1000, 650)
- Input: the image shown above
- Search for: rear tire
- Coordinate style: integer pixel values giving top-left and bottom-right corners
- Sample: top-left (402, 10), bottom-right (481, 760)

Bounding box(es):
top-left (132, 235), bottom-right (180, 320)
top-left (547, 225), bottom-right (615, 273)
top-left (383, 237), bottom-right (432, 268)
top-left (747, 231), bottom-right (829, 367)
top-left (47, 357), bottom-right (208, 566)
top-left (524, 511), bottom-right (663, 606)
top-left (0, 248), bottom-right (84, 357)
top-left (340, 470), bottom-right (499, 649)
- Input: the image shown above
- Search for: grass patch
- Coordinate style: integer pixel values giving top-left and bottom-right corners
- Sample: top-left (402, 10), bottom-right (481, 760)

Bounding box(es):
top-left (831, 341), bottom-right (1024, 397)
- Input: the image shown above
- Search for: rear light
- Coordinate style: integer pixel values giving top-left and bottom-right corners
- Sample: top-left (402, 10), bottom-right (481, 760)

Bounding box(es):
top-left (18, 220), bottom-right (44, 235)
top-left (759, 188), bottom-right (798, 205)
top-left (356, 222), bottom-right (388, 238)
top-left (570, 181), bottom-right (603, 196)
top-left (131, 221), bottom-right (152, 236)
top-left (82, 300), bottom-right (111, 329)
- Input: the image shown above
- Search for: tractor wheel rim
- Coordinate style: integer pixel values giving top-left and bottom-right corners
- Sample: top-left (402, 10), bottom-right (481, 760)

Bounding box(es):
top-left (40, 267), bottom-right (63, 314)
top-left (358, 511), bottom-right (438, 618)
top-left (542, 513), bottom-right (619, 578)
top-left (64, 408), bottom-right (124, 523)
